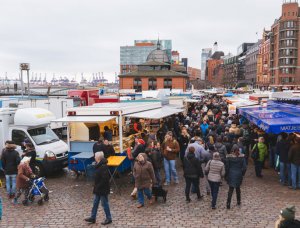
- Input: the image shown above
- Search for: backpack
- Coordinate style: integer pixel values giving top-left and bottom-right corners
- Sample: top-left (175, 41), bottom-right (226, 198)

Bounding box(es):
top-left (279, 219), bottom-right (300, 228)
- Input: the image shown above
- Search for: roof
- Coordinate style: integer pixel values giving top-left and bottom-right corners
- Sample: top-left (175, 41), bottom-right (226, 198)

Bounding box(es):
top-left (138, 61), bottom-right (170, 66)
top-left (119, 70), bottom-right (189, 77)
top-left (146, 49), bottom-right (170, 63)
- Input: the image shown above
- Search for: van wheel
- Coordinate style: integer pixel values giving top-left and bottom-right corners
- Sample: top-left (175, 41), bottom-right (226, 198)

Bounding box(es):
top-left (35, 163), bottom-right (45, 177)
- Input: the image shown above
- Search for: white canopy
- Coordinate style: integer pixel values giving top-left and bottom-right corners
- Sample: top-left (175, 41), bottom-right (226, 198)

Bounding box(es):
top-left (52, 116), bottom-right (116, 123)
top-left (125, 107), bottom-right (182, 119)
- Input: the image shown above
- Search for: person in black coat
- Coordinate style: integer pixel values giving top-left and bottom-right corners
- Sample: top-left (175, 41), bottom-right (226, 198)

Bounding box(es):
top-left (85, 152), bottom-right (112, 225)
top-left (225, 148), bottom-right (247, 209)
top-left (93, 138), bottom-right (105, 155)
top-left (183, 146), bottom-right (203, 202)
top-left (22, 143), bottom-right (36, 174)
top-left (276, 133), bottom-right (291, 186)
top-left (102, 139), bottom-right (115, 158)
top-left (146, 141), bottom-right (163, 186)
top-left (1, 141), bottom-right (21, 198)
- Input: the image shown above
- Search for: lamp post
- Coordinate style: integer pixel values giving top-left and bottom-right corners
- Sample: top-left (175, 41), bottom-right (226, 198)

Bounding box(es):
top-left (20, 63), bottom-right (30, 98)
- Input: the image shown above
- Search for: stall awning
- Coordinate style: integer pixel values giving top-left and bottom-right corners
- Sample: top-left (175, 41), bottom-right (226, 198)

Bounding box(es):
top-left (125, 107), bottom-right (182, 119)
top-left (239, 105), bottom-right (300, 134)
top-left (52, 116), bottom-right (116, 123)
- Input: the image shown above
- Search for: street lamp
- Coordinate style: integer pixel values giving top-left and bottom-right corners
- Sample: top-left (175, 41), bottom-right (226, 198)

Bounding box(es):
top-left (20, 63), bottom-right (30, 98)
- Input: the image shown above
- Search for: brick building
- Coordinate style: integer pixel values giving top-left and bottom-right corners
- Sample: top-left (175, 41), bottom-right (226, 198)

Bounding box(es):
top-left (119, 43), bottom-right (188, 92)
top-left (206, 51), bottom-right (224, 87)
top-left (187, 67), bottom-right (201, 81)
top-left (270, 1), bottom-right (300, 88)
top-left (257, 30), bottom-right (271, 89)
top-left (245, 40), bottom-right (262, 88)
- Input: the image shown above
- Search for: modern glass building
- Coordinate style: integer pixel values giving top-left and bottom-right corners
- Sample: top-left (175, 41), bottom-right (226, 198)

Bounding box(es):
top-left (201, 48), bottom-right (212, 80)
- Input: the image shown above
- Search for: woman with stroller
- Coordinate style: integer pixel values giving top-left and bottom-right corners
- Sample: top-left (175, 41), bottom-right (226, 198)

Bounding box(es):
top-left (13, 156), bottom-right (34, 206)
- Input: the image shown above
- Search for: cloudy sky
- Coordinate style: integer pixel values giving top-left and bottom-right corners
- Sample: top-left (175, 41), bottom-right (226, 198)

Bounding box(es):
top-left (0, 0), bottom-right (284, 82)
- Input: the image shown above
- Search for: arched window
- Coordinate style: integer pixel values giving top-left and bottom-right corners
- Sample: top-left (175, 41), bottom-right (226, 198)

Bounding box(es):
top-left (148, 78), bottom-right (157, 90)
top-left (133, 78), bottom-right (142, 92)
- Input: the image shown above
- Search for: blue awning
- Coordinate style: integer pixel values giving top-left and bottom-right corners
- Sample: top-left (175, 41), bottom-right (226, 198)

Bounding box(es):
top-left (239, 105), bottom-right (300, 134)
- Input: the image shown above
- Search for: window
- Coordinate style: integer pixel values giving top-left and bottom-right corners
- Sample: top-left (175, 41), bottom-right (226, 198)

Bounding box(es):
top-left (148, 78), bottom-right (157, 90)
top-left (28, 127), bottom-right (59, 145)
top-left (133, 78), bottom-right (142, 92)
top-left (164, 78), bottom-right (172, 89)
top-left (12, 130), bottom-right (29, 146)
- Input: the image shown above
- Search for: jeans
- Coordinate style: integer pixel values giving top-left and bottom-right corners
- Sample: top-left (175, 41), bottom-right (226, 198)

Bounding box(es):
top-left (5, 174), bottom-right (17, 195)
top-left (209, 181), bottom-right (220, 207)
top-left (227, 187), bottom-right (241, 206)
top-left (91, 194), bottom-right (112, 221)
top-left (185, 177), bottom-right (200, 199)
top-left (280, 162), bottom-right (291, 185)
top-left (137, 188), bottom-right (152, 205)
top-left (164, 159), bottom-right (178, 183)
top-left (291, 164), bottom-right (300, 189)
top-left (154, 169), bottom-right (161, 186)
top-left (254, 161), bottom-right (263, 177)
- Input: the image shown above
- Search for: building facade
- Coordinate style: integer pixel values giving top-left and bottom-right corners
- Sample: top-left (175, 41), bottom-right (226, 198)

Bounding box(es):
top-left (201, 48), bottom-right (212, 80)
top-left (270, 1), bottom-right (300, 88)
top-left (187, 67), bottom-right (201, 81)
top-left (119, 44), bottom-right (188, 92)
top-left (257, 30), bottom-right (271, 89)
top-left (120, 40), bottom-right (172, 74)
top-left (245, 40), bottom-right (261, 88)
top-left (223, 56), bottom-right (239, 88)
top-left (206, 54), bottom-right (224, 87)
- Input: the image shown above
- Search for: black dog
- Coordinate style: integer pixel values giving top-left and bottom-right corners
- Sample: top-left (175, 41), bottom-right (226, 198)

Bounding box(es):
top-left (152, 186), bottom-right (167, 203)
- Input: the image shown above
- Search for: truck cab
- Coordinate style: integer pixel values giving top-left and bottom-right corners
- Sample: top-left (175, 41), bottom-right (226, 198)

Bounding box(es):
top-left (0, 108), bottom-right (68, 176)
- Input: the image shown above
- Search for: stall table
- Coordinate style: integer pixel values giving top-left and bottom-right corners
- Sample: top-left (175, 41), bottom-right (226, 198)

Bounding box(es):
top-left (107, 156), bottom-right (126, 194)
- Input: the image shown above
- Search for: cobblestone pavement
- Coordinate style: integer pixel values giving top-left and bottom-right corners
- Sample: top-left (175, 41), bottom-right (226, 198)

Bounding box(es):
top-left (1, 162), bottom-right (300, 228)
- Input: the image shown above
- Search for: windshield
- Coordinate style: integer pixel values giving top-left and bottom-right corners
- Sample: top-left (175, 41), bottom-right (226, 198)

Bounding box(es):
top-left (28, 127), bottom-right (60, 145)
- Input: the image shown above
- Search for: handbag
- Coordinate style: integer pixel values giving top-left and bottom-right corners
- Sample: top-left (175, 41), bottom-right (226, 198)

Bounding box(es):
top-left (251, 144), bottom-right (259, 160)
top-left (205, 160), bottom-right (211, 176)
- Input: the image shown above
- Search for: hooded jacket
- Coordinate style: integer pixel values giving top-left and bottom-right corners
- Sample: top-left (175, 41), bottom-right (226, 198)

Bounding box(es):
top-left (93, 158), bottom-right (110, 196)
top-left (1, 144), bottom-right (20, 175)
top-left (16, 162), bottom-right (33, 189)
top-left (183, 152), bottom-right (203, 179)
top-left (225, 153), bottom-right (247, 188)
top-left (133, 153), bottom-right (155, 189)
top-left (214, 142), bottom-right (227, 161)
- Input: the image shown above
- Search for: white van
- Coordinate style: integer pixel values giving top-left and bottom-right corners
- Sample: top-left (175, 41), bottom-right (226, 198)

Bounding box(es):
top-left (0, 108), bottom-right (68, 176)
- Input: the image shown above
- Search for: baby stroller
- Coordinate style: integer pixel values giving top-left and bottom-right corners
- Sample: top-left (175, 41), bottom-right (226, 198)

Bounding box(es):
top-left (27, 177), bottom-right (49, 205)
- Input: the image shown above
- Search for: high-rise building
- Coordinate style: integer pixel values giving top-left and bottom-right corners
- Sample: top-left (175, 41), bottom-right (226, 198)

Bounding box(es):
top-left (120, 39), bottom-right (172, 74)
top-left (201, 48), bottom-right (212, 80)
top-left (270, 1), bottom-right (300, 88)
top-left (245, 40), bottom-right (261, 88)
top-left (257, 30), bottom-right (271, 89)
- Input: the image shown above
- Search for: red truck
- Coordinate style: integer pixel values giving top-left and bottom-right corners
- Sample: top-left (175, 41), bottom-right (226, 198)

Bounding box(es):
top-left (68, 89), bottom-right (119, 107)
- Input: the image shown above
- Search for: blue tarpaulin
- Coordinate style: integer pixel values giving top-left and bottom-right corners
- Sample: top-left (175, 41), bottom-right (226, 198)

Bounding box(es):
top-left (223, 92), bottom-right (235, 97)
top-left (239, 103), bottom-right (300, 134)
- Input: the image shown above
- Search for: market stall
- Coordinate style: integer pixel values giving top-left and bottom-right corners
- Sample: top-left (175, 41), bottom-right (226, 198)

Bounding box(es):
top-left (52, 102), bottom-right (183, 175)
top-left (239, 101), bottom-right (300, 134)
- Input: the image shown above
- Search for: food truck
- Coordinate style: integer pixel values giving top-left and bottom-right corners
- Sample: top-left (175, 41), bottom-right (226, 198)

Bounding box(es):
top-left (52, 102), bottom-right (183, 173)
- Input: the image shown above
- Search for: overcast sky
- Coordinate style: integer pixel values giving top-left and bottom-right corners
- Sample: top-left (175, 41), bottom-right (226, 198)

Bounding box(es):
top-left (0, 0), bottom-right (284, 82)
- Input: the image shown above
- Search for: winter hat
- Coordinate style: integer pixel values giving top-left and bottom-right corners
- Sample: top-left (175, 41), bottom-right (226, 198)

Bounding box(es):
top-left (281, 206), bottom-right (296, 220)
top-left (138, 139), bottom-right (145, 145)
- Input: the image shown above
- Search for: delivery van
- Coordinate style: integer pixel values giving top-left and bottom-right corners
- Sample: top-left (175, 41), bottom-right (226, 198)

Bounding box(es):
top-left (0, 108), bottom-right (68, 176)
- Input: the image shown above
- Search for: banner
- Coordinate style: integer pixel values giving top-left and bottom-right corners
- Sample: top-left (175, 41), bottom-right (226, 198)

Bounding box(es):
top-left (228, 104), bottom-right (237, 115)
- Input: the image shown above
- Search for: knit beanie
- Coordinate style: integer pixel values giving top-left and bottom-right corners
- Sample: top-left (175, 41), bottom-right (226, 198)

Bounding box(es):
top-left (281, 206), bottom-right (296, 220)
